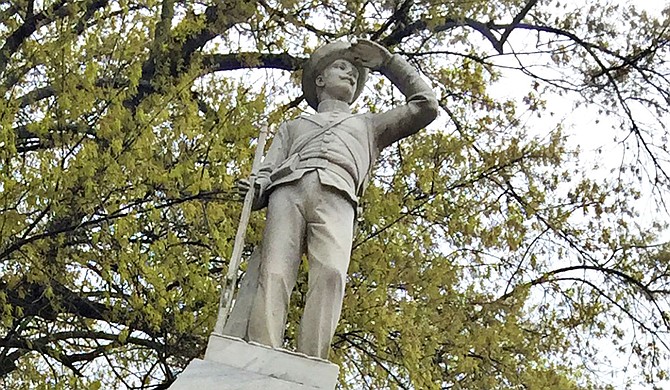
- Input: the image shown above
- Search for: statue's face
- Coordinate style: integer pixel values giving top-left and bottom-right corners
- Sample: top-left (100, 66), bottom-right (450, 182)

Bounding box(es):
top-left (315, 59), bottom-right (358, 103)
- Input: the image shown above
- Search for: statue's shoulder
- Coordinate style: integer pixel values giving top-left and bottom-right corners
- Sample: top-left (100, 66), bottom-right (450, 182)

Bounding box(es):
top-left (275, 117), bottom-right (302, 133)
top-left (291, 114), bottom-right (322, 128)
top-left (296, 114), bottom-right (317, 121)
top-left (284, 116), bottom-right (312, 126)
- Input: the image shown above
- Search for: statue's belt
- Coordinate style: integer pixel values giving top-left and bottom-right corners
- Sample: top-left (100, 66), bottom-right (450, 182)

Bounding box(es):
top-left (270, 155), bottom-right (357, 192)
top-left (297, 158), bottom-right (357, 187)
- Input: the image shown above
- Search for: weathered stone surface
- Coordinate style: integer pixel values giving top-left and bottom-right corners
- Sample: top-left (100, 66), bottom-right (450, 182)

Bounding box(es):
top-left (169, 334), bottom-right (338, 390)
top-left (169, 359), bottom-right (321, 390)
top-left (238, 38), bottom-right (438, 360)
top-left (204, 334), bottom-right (338, 389)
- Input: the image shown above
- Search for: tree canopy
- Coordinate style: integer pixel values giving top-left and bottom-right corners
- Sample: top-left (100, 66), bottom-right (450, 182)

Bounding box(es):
top-left (1, 0), bottom-right (670, 389)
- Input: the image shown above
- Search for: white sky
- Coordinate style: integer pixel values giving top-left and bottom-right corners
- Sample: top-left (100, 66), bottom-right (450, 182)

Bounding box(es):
top-left (484, 2), bottom-right (670, 388)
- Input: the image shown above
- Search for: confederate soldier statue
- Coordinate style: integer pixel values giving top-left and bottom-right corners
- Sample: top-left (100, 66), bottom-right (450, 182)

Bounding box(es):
top-left (235, 38), bottom-right (438, 360)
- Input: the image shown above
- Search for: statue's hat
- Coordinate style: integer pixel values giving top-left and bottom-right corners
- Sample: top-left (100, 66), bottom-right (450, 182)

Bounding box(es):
top-left (301, 40), bottom-right (369, 110)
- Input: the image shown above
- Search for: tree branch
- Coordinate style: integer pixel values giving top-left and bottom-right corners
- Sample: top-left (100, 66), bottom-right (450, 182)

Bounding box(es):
top-left (200, 52), bottom-right (302, 73)
top-left (0, 0), bottom-right (109, 75)
top-left (498, 0), bottom-right (538, 50)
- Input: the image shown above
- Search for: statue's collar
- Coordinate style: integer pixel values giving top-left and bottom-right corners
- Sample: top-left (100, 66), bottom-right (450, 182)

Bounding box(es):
top-left (317, 99), bottom-right (352, 113)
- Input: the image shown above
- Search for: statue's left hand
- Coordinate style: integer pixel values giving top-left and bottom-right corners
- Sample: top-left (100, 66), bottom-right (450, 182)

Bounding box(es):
top-left (349, 38), bottom-right (392, 71)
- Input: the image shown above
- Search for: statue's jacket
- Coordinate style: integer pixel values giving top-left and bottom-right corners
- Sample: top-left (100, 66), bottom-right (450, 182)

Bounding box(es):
top-left (254, 54), bottom-right (439, 211)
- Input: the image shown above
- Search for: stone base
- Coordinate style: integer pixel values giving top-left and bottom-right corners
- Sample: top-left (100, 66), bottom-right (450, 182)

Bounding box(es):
top-left (169, 358), bottom-right (323, 389)
top-left (169, 334), bottom-right (339, 390)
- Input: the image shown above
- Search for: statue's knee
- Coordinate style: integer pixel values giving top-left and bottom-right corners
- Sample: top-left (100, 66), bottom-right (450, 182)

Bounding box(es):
top-left (314, 266), bottom-right (346, 291)
top-left (260, 268), bottom-right (288, 284)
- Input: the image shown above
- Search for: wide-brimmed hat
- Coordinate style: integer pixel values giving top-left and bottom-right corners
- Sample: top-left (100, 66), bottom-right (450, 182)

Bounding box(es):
top-left (301, 40), bottom-right (369, 110)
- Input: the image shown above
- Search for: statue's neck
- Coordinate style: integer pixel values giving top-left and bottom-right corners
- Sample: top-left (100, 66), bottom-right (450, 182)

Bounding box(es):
top-left (316, 99), bottom-right (352, 113)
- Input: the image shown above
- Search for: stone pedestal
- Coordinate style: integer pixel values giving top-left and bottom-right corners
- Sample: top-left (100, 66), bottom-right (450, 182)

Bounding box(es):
top-left (170, 334), bottom-right (339, 390)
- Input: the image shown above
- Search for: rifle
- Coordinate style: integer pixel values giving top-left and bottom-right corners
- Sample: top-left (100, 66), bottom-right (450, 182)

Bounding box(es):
top-left (213, 124), bottom-right (268, 334)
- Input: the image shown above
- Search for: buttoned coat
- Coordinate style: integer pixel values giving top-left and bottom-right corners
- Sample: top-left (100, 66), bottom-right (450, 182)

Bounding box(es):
top-left (253, 53), bottom-right (439, 210)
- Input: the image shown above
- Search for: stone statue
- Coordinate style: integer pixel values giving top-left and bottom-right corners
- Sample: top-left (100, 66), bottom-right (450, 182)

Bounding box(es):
top-left (234, 38), bottom-right (438, 360)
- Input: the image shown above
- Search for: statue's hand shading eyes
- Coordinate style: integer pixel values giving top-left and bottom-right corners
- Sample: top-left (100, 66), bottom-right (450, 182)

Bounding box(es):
top-left (349, 38), bottom-right (392, 72)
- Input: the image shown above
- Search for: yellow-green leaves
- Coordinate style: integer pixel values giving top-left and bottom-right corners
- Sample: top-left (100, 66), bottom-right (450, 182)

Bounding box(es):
top-left (2, 0), bottom-right (670, 388)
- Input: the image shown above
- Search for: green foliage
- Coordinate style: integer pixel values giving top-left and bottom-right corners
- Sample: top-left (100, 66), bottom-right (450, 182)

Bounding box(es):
top-left (1, 0), bottom-right (670, 389)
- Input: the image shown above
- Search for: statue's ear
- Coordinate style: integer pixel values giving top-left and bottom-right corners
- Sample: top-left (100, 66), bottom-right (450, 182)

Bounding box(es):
top-left (315, 75), bottom-right (325, 87)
